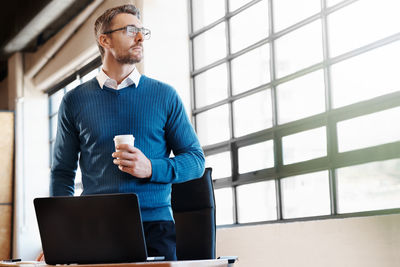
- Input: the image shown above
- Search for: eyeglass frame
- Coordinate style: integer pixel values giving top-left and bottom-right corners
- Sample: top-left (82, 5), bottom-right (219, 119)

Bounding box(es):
top-left (103, 25), bottom-right (151, 40)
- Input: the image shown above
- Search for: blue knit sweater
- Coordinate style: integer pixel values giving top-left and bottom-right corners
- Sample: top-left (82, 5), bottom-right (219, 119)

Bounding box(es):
top-left (50, 75), bottom-right (205, 221)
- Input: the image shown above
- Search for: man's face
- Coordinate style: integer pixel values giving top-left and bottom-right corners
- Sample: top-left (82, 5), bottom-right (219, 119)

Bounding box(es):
top-left (106, 13), bottom-right (144, 64)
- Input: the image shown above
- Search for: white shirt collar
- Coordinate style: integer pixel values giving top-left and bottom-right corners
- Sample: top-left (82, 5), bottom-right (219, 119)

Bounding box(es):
top-left (96, 66), bottom-right (141, 90)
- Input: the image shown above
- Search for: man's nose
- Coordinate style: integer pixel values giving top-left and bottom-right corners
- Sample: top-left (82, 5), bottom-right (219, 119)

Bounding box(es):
top-left (135, 31), bottom-right (143, 43)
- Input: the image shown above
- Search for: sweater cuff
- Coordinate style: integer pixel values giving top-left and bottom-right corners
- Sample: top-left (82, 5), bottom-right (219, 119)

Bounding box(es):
top-left (150, 158), bottom-right (170, 183)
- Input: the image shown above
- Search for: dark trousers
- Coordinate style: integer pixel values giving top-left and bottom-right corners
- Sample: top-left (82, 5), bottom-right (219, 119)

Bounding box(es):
top-left (143, 221), bottom-right (177, 261)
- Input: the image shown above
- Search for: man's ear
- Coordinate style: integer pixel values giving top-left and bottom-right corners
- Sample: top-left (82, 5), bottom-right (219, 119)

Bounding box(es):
top-left (99, 34), bottom-right (112, 50)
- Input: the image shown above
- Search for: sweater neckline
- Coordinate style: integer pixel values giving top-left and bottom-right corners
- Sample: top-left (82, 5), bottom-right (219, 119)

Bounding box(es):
top-left (92, 75), bottom-right (147, 94)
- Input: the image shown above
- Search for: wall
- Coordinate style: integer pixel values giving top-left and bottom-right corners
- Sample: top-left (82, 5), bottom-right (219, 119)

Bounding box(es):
top-left (11, 54), bottom-right (49, 260)
top-left (216, 214), bottom-right (400, 267)
top-left (0, 77), bottom-right (8, 110)
top-left (0, 112), bottom-right (14, 259)
top-left (142, 0), bottom-right (191, 115)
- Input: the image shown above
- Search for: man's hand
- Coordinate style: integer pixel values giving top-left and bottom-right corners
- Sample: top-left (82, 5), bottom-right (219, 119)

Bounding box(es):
top-left (112, 144), bottom-right (152, 178)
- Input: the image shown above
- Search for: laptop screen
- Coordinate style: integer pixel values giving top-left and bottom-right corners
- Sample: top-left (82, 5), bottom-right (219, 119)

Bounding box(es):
top-left (34, 193), bottom-right (148, 265)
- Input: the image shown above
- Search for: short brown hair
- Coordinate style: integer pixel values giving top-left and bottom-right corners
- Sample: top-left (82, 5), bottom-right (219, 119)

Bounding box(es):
top-left (94, 4), bottom-right (141, 59)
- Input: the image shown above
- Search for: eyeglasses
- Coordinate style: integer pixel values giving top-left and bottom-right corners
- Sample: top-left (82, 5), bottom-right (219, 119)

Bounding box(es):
top-left (103, 25), bottom-right (151, 40)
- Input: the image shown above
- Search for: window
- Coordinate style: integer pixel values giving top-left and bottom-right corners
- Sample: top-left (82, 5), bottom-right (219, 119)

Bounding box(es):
top-left (205, 151), bottom-right (232, 180)
top-left (337, 159), bottom-right (400, 213)
top-left (193, 23), bottom-right (226, 70)
top-left (233, 89), bottom-right (272, 137)
top-left (282, 127), bottom-right (327, 165)
top-left (48, 58), bottom-right (101, 196)
top-left (274, 19), bottom-right (323, 78)
top-left (237, 181), bottom-right (277, 223)
top-left (229, 0), bottom-right (269, 53)
top-left (189, 0), bottom-right (400, 225)
top-left (231, 44), bottom-right (270, 95)
top-left (281, 171), bottom-right (330, 219)
top-left (194, 63), bottom-right (228, 108)
top-left (238, 140), bottom-right (274, 173)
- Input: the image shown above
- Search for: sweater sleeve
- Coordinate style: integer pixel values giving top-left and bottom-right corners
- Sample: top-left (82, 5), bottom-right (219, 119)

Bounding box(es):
top-left (150, 90), bottom-right (205, 184)
top-left (50, 96), bottom-right (80, 196)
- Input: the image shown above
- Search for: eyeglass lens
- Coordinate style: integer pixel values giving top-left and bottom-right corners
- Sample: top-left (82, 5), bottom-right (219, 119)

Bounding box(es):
top-left (127, 26), bottom-right (150, 39)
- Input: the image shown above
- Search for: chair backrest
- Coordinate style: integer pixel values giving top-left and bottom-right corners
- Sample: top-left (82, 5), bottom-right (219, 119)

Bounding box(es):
top-left (171, 167), bottom-right (216, 260)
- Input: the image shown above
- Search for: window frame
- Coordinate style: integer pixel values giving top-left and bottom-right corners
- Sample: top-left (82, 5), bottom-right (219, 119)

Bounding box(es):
top-left (188, 0), bottom-right (400, 226)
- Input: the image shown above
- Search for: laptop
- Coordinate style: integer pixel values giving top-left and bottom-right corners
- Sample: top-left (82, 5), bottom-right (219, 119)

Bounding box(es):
top-left (34, 193), bottom-right (164, 265)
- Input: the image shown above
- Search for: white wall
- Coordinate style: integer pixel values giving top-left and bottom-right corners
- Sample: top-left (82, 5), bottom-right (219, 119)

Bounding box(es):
top-left (216, 214), bottom-right (400, 267)
top-left (13, 79), bottom-right (49, 260)
top-left (8, 52), bottom-right (50, 260)
top-left (142, 0), bottom-right (192, 116)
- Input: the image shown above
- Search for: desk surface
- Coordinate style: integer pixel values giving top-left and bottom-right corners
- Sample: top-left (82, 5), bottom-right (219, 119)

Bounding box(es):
top-left (0, 259), bottom-right (229, 267)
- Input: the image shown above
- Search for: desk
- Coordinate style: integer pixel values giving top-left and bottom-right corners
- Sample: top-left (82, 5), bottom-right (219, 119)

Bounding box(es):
top-left (0, 259), bottom-right (230, 267)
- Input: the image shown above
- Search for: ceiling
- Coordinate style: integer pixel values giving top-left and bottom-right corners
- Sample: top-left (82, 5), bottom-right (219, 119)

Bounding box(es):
top-left (0, 0), bottom-right (95, 82)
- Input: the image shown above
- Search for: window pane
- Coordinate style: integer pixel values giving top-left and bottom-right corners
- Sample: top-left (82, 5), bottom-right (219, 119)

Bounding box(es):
top-left (331, 40), bottom-right (400, 108)
top-left (49, 141), bottom-right (54, 166)
top-left (233, 90), bottom-right (273, 137)
top-left (81, 68), bottom-right (99, 83)
top-left (192, 0), bottom-right (225, 31)
top-left (66, 79), bottom-right (81, 91)
top-left (277, 70), bottom-right (325, 124)
top-left (75, 184), bottom-right (83, 196)
top-left (328, 0), bottom-right (400, 57)
top-left (327, 0), bottom-right (343, 6)
top-left (196, 104), bottom-right (230, 146)
top-left (237, 181), bottom-right (277, 223)
top-left (193, 23), bottom-right (227, 70)
top-left (229, 0), bottom-right (253, 11)
top-left (50, 115), bottom-right (58, 141)
top-left (215, 187), bottom-right (234, 225)
top-left (273, 0), bottom-right (320, 32)
top-left (76, 165), bottom-right (82, 184)
top-left (282, 127), bottom-right (327, 165)
top-left (194, 64), bottom-right (228, 108)
top-left (337, 107), bottom-right (400, 152)
top-left (74, 165), bottom-right (83, 196)
top-left (275, 20), bottom-right (323, 78)
top-left (231, 44), bottom-right (270, 95)
top-left (205, 151), bottom-right (232, 179)
top-left (238, 140), bottom-right (274, 173)
top-left (337, 159), bottom-right (400, 213)
top-left (230, 0), bottom-right (269, 53)
top-left (49, 89), bottom-right (64, 115)
top-left (281, 171), bottom-right (330, 219)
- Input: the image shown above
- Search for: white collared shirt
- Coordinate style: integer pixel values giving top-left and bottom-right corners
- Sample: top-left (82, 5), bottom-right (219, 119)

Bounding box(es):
top-left (96, 66), bottom-right (141, 90)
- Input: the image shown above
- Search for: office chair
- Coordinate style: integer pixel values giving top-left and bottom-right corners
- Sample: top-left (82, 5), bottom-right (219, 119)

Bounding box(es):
top-left (171, 167), bottom-right (216, 260)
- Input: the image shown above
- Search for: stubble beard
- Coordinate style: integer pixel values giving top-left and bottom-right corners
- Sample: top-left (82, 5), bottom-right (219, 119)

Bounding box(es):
top-left (116, 54), bottom-right (142, 64)
top-left (115, 48), bottom-right (143, 64)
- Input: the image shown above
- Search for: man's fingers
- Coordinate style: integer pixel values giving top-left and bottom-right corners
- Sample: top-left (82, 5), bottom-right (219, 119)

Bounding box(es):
top-left (113, 159), bottom-right (134, 167)
top-left (118, 165), bottom-right (147, 179)
top-left (115, 144), bottom-right (138, 153)
top-left (112, 151), bottom-right (136, 159)
top-left (111, 145), bottom-right (151, 179)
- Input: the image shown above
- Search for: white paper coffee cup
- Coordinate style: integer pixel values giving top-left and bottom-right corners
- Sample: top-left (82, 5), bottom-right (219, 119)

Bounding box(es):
top-left (113, 135), bottom-right (135, 152)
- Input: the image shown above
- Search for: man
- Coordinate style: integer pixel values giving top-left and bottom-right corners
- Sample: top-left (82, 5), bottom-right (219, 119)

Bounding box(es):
top-left (49, 4), bottom-right (205, 261)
